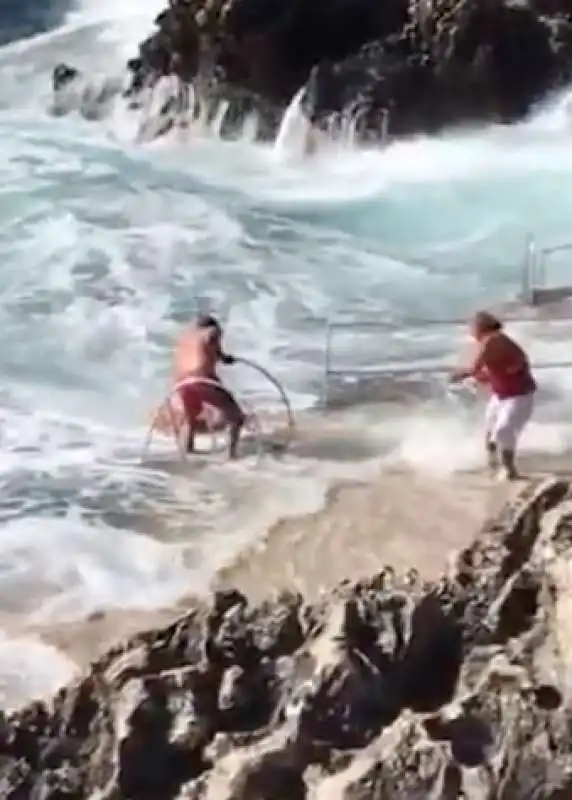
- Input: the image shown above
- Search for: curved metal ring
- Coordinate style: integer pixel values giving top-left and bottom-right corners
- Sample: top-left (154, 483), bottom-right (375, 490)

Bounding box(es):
top-left (142, 376), bottom-right (261, 461)
top-left (142, 360), bottom-right (295, 462)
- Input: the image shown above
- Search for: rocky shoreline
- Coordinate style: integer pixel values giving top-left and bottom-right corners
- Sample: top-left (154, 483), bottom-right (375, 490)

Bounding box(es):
top-left (125, 0), bottom-right (572, 138)
top-left (51, 0), bottom-right (572, 143)
top-left (3, 475), bottom-right (572, 798)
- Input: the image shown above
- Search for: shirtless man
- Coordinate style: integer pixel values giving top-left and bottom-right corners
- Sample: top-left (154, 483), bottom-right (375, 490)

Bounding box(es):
top-left (175, 315), bottom-right (245, 459)
top-left (450, 311), bottom-right (536, 481)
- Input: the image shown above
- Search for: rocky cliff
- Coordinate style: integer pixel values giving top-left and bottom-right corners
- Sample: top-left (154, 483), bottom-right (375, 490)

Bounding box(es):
top-left (124, 0), bottom-right (572, 140)
top-left (3, 475), bottom-right (572, 798)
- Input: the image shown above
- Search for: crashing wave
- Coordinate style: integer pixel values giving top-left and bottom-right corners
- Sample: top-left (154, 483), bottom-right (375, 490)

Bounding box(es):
top-left (49, 61), bottom-right (195, 141)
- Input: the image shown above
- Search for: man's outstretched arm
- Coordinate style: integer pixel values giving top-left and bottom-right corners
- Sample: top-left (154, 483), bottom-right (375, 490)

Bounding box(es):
top-left (210, 329), bottom-right (235, 365)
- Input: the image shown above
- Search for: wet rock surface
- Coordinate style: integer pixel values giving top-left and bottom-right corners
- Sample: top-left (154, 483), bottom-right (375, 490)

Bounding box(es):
top-left (3, 476), bottom-right (572, 797)
top-left (50, 0), bottom-right (572, 143)
top-left (119, 0), bottom-right (572, 140)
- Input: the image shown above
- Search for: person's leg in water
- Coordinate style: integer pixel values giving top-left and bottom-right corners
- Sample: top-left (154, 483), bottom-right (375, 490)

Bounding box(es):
top-left (181, 382), bottom-right (245, 459)
top-left (485, 437), bottom-right (498, 470)
top-left (489, 394), bottom-right (534, 481)
top-left (484, 395), bottom-right (500, 472)
top-left (204, 384), bottom-right (245, 459)
top-left (179, 382), bottom-right (204, 454)
top-left (187, 416), bottom-right (242, 458)
top-left (186, 424), bottom-right (196, 454)
top-left (225, 394), bottom-right (245, 460)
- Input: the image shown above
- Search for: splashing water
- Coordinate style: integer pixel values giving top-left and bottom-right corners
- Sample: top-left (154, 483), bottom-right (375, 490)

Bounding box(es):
top-left (274, 87), bottom-right (309, 155)
top-left (3, 0), bottom-right (572, 705)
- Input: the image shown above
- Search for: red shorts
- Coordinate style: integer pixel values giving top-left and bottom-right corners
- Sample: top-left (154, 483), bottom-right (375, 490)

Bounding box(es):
top-left (178, 379), bottom-right (244, 433)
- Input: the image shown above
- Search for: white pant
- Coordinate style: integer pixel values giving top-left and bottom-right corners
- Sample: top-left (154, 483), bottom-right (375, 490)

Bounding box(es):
top-left (485, 392), bottom-right (534, 451)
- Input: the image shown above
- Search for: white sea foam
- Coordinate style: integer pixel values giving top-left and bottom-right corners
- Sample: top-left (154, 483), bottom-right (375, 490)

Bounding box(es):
top-left (0, 632), bottom-right (79, 710)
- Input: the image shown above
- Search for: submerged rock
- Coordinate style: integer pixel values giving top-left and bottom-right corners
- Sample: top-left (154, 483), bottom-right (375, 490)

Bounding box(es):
top-left (2, 477), bottom-right (572, 797)
top-left (49, 63), bottom-right (125, 121)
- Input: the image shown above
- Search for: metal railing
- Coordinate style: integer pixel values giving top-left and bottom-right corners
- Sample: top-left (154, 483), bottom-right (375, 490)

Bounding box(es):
top-left (317, 230), bottom-right (572, 404)
top-left (521, 235), bottom-right (572, 304)
top-left (322, 314), bottom-right (572, 406)
top-left (521, 233), bottom-right (536, 302)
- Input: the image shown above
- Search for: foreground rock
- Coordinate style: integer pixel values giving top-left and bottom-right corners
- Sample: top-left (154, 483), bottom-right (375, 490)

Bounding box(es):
top-left (3, 476), bottom-right (572, 798)
top-left (120, 0), bottom-right (572, 140)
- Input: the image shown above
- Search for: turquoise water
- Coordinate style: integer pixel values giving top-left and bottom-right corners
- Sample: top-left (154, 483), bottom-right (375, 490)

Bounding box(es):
top-left (3, 0), bottom-right (572, 705)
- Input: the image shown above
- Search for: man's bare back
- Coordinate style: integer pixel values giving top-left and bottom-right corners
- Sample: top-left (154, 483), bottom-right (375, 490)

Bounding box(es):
top-left (174, 315), bottom-right (244, 459)
top-left (175, 325), bottom-right (220, 382)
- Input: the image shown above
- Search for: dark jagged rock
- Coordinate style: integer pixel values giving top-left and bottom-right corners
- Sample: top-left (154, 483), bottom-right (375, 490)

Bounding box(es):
top-left (111, 0), bottom-right (572, 142)
top-left (4, 477), bottom-right (572, 797)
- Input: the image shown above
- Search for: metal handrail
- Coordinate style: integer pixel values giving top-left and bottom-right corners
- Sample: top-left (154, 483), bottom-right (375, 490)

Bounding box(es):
top-left (539, 242), bottom-right (572, 256)
top-left (323, 310), bottom-right (571, 397)
top-left (538, 241), bottom-right (572, 291)
top-left (522, 232), bottom-right (536, 301)
top-left (523, 235), bottom-right (572, 300)
top-left (326, 360), bottom-right (572, 378)
top-left (323, 232), bottom-right (572, 311)
top-left (325, 313), bottom-right (550, 331)
top-left (322, 358), bottom-right (572, 406)
top-left (320, 230), bottom-right (572, 404)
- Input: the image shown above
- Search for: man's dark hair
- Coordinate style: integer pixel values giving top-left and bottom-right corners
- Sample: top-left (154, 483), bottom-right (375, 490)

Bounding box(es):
top-left (196, 314), bottom-right (221, 332)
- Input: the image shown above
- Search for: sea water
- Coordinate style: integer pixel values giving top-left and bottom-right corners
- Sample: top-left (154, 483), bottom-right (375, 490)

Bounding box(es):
top-left (2, 0), bottom-right (572, 707)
